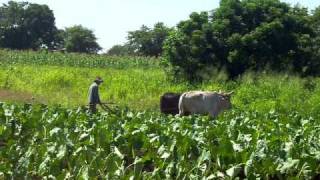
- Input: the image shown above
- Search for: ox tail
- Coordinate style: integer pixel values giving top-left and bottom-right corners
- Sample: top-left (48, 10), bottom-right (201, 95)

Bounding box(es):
top-left (178, 93), bottom-right (186, 116)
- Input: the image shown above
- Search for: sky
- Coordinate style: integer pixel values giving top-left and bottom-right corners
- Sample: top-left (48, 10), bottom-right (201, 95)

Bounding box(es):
top-left (0, 0), bottom-right (319, 52)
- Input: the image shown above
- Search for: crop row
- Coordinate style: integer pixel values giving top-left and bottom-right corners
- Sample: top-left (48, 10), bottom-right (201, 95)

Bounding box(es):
top-left (0, 49), bottom-right (160, 69)
top-left (1, 103), bottom-right (320, 179)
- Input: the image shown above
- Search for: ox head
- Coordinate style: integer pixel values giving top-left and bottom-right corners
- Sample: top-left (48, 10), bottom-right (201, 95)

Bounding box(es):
top-left (219, 91), bottom-right (233, 109)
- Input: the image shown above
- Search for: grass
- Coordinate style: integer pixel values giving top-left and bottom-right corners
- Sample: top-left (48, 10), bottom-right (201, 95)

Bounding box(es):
top-left (0, 64), bottom-right (190, 109)
top-left (1, 63), bottom-right (320, 118)
top-left (0, 49), bottom-right (320, 117)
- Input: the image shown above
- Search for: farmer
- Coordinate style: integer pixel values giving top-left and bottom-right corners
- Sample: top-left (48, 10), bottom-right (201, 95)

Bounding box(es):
top-left (88, 76), bottom-right (104, 113)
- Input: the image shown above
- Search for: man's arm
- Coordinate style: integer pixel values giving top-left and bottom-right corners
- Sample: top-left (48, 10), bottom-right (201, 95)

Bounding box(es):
top-left (88, 85), bottom-right (94, 104)
top-left (96, 87), bottom-right (102, 105)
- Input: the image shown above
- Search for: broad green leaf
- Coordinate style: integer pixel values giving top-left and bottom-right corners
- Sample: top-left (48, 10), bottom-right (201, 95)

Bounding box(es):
top-left (161, 151), bottom-right (170, 159)
top-left (231, 140), bottom-right (243, 152)
top-left (226, 164), bottom-right (243, 178)
top-left (49, 127), bottom-right (61, 136)
top-left (80, 165), bottom-right (89, 180)
top-left (57, 145), bottom-right (66, 160)
top-left (114, 146), bottom-right (124, 159)
top-left (79, 133), bottom-right (89, 141)
top-left (277, 158), bottom-right (300, 174)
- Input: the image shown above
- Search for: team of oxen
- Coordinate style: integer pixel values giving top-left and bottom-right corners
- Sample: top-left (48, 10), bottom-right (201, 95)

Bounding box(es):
top-left (160, 90), bottom-right (233, 117)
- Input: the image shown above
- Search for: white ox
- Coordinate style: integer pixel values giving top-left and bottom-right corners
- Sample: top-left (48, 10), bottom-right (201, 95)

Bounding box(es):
top-left (178, 91), bottom-right (233, 117)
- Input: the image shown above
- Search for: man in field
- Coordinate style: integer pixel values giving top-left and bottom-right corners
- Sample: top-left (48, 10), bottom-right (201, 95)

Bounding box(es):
top-left (88, 77), bottom-right (104, 113)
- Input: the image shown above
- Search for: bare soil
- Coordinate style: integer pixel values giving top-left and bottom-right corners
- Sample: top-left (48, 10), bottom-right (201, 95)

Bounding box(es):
top-left (0, 89), bottom-right (46, 104)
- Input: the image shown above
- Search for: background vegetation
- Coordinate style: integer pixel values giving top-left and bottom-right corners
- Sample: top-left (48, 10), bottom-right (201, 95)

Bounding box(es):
top-left (2, 0), bottom-right (320, 82)
top-left (164, 0), bottom-right (320, 80)
top-left (0, 1), bottom-right (101, 53)
top-left (0, 50), bottom-right (320, 119)
top-left (1, 0), bottom-right (320, 178)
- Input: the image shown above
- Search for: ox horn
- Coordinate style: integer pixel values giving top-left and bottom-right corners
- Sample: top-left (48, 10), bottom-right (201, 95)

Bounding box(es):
top-left (225, 91), bottom-right (234, 96)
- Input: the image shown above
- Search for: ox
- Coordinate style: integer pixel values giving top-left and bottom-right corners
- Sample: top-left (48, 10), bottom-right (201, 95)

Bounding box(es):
top-left (178, 91), bottom-right (233, 117)
top-left (160, 92), bottom-right (181, 115)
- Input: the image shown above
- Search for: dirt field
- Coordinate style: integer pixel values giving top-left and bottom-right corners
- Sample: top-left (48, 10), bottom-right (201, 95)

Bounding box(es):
top-left (0, 89), bottom-right (46, 104)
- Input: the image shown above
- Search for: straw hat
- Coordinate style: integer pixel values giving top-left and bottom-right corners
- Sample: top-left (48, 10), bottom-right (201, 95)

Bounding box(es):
top-left (94, 76), bottom-right (103, 83)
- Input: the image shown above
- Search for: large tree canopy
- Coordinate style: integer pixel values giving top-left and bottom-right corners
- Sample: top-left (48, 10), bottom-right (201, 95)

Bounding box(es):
top-left (127, 22), bottom-right (172, 57)
top-left (164, 0), bottom-right (320, 81)
top-left (64, 25), bottom-right (102, 54)
top-left (312, 6), bottom-right (320, 35)
top-left (106, 44), bottom-right (134, 56)
top-left (0, 1), bottom-right (58, 50)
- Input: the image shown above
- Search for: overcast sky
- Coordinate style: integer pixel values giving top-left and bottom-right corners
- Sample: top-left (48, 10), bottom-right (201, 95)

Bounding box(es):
top-left (1, 0), bottom-right (319, 52)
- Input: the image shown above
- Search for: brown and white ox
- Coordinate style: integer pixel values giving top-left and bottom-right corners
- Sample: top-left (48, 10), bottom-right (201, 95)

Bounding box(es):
top-left (178, 91), bottom-right (233, 117)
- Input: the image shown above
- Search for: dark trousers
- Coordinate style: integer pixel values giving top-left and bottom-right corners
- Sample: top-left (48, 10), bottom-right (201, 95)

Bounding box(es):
top-left (89, 104), bottom-right (97, 113)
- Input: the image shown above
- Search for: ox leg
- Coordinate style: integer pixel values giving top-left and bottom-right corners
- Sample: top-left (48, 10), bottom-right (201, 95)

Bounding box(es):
top-left (178, 108), bottom-right (185, 116)
top-left (178, 94), bottom-right (185, 116)
top-left (209, 111), bottom-right (217, 118)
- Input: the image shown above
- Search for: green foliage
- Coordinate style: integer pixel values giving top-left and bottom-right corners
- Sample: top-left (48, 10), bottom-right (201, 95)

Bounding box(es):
top-left (0, 1), bottom-right (102, 54)
top-left (128, 22), bottom-right (172, 57)
top-left (63, 25), bottom-right (102, 54)
top-left (0, 49), bottom-right (159, 69)
top-left (164, 0), bottom-right (320, 81)
top-left (0, 1), bottom-right (59, 50)
top-left (312, 6), bottom-right (320, 34)
top-left (106, 44), bottom-right (135, 56)
top-left (1, 102), bottom-right (320, 178)
top-left (309, 6), bottom-right (320, 72)
top-left (163, 12), bottom-right (217, 81)
top-left (1, 49), bottom-right (320, 178)
top-left (0, 64), bottom-right (189, 110)
top-left (2, 49), bottom-right (320, 115)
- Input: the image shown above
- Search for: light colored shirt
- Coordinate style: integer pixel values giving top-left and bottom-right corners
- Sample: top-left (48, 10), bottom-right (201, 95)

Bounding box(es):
top-left (88, 82), bottom-right (101, 104)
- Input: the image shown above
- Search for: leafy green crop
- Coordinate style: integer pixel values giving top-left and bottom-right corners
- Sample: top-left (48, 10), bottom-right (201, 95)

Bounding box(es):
top-left (0, 49), bottom-right (160, 69)
top-left (1, 102), bottom-right (319, 179)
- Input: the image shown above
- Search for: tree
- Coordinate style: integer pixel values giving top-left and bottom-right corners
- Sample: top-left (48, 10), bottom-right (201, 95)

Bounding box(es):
top-left (312, 6), bottom-right (320, 34)
top-left (163, 12), bottom-right (217, 81)
top-left (106, 44), bottom-right (134, 56)
top-left (306, 6), bottom-right (320, 74)
top-left (164, 0), bottom-right (318, 81)
top-left (64, 25), bottom-right (101, 54)
top-left (128, 22), bottom-right (172, 56)
top-left (52, 29), bottom-right (66, 50)
top-left (0, 1), bottom-right (59, 50)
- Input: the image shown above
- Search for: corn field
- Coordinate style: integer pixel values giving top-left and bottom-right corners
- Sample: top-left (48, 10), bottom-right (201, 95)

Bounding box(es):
top-left (0, 49), bottom-right (160, 69)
